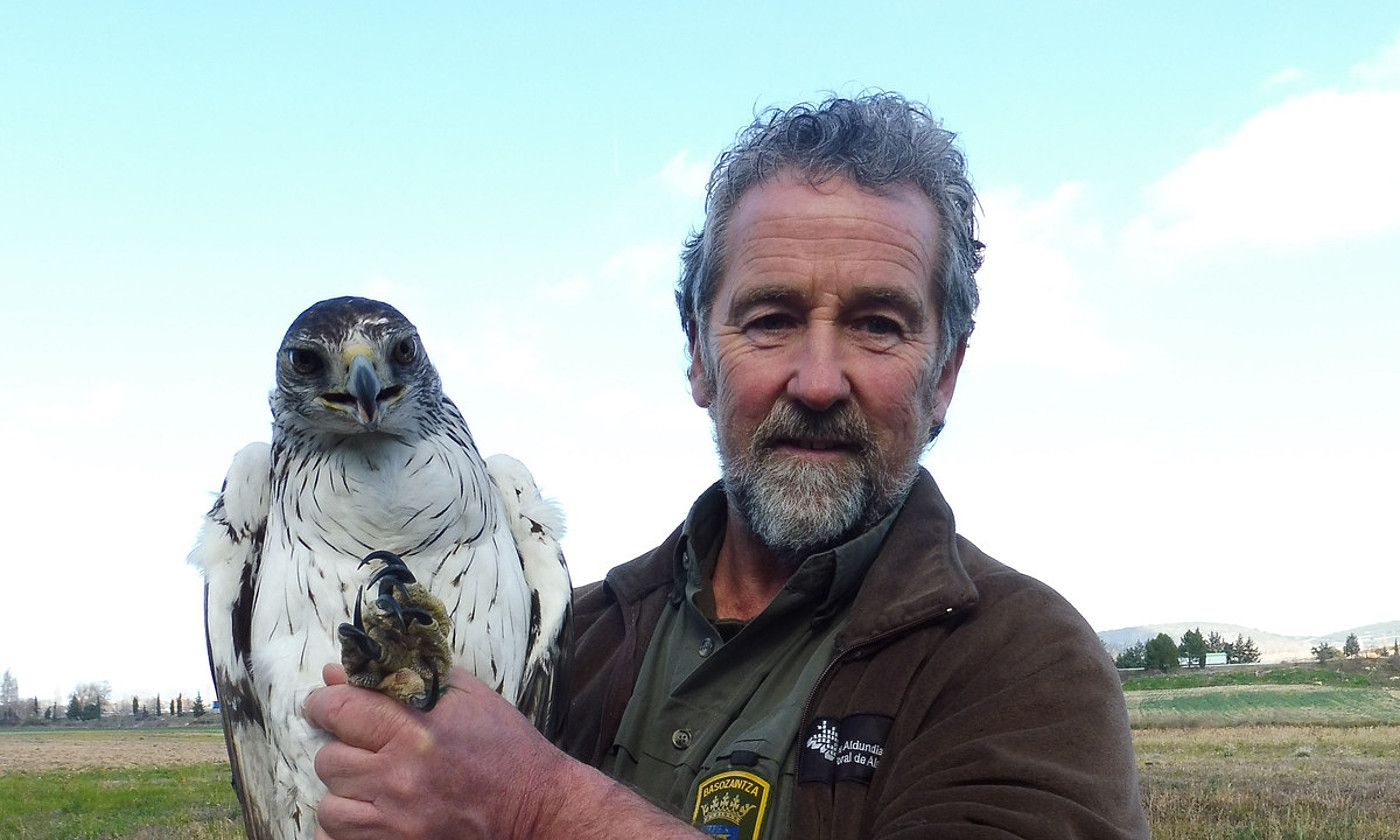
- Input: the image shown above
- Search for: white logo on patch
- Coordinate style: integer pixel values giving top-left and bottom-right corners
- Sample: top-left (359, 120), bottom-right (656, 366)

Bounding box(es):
top-left (805, 718), bottom-right (839, 761)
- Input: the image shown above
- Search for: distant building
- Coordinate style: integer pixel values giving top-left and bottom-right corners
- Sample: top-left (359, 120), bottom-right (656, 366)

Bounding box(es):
top-left (1178, 651), bottom-right (1229, 667)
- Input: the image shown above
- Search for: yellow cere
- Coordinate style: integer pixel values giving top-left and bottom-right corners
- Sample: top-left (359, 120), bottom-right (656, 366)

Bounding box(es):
top-left (341, 342), bottom-right (377, 366)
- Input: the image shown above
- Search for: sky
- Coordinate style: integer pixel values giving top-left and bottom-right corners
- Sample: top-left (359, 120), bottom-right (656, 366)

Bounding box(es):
top-left (1, 3), bottom-right (1397, 707)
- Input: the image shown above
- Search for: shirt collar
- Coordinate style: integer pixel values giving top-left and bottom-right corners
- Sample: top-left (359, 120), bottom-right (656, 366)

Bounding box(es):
top-left (673, 481), bottom-right (904, 624)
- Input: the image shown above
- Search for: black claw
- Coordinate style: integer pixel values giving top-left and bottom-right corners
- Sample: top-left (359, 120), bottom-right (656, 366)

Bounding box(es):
top-left (360, 549), bottom-right (407, 569)
top-left (338, 623), bottom-right (382, 661)
top-left (401, 607), bottom-right (434, 627)
top-left (352, 587), bottom-right (365, 630)
top-left (420, 667), bottom-right (442, 712)
top-left (375, 595), bottom-right (407, 630)
top-left (370, 568), bottom-right (417, 593)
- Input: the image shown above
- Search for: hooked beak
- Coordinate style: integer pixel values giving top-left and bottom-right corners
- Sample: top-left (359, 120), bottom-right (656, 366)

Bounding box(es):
top-left (347, 354), bottom-right (381, 425)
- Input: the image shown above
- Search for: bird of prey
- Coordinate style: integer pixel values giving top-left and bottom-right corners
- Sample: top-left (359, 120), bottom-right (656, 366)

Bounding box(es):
top-left (189, 296), bottom-right (571, 840)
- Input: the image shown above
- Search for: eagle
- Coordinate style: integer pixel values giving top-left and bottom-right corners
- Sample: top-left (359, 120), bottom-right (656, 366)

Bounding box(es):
top-left (189, 296), bottom-right (571, 840)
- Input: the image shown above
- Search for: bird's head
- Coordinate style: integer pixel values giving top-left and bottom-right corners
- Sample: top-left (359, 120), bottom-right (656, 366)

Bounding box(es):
top-left (271, 297), bottom-right (444, 439)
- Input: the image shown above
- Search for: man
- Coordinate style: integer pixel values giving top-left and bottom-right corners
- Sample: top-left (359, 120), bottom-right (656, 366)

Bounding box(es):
top-left (306, 93), bottom-right (1149, 839)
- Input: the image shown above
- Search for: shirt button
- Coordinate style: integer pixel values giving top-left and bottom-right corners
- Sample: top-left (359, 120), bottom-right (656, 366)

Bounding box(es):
top-left (698, 637), bottom-right (715, 657)
top-left (671, 729), bottom-right (693, 750)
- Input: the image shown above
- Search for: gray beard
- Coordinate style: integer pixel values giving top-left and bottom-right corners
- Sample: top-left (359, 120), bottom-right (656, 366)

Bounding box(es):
top-left (716, 400), bottom-right (921, 563)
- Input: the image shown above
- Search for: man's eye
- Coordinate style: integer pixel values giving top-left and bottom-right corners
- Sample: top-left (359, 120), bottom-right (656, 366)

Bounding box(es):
top-left (746, 314), bottom-right (796, 333)
top-left (856, 316), bottom-right (903, 337)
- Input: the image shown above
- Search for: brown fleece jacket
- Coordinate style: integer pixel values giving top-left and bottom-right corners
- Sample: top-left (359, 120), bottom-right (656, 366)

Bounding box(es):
top-left (561, 470), bottom-right (1149, 839)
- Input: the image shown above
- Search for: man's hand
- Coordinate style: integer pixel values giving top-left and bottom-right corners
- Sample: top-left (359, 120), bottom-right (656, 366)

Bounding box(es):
top-left (305, 664), bottom-right (561, 840)
top-left (305, 664), bottom-right (704, 840)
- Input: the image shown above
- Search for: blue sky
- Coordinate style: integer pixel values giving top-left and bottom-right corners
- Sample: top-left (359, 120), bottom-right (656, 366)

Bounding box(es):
top-left (2, 4), bottom-right (1397, 706)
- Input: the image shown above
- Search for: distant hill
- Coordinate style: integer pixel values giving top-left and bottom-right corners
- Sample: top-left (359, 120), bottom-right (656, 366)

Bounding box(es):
top-left (1097, 620), bottom-right (1400, 664)
top-left (1316, 621), bottom-right (1400, 651)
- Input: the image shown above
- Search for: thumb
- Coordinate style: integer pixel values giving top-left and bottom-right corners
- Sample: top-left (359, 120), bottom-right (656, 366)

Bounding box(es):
top-left (323, 663), bottom-right (348, 686)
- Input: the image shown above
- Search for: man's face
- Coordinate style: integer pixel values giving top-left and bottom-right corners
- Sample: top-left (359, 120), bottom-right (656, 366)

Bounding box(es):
top-left (691, 173), bottom-right (965, 559)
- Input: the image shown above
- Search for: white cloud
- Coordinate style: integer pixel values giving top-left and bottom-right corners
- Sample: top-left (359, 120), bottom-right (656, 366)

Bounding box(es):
top-left (655, 151), bottom-right (712, 199)
top-left (1264, 67), bottom-right (1304, 88)
top-left (972, 183), bottom-right (1127, 375)
top-left (1351, 30), bottom-right (1400, 87)
top-left (1124, 86), bottom-right (1400, 258)
top-left (600, 240), bottom-right (677, 304)
top-left (540, 274), bottom-right (591, 304)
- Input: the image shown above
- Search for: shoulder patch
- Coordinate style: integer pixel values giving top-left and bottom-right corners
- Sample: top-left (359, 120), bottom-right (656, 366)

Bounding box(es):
top-left (798, 713), bottom-right (893, 785)
top-left (692, 769), bottom-right (772, 840)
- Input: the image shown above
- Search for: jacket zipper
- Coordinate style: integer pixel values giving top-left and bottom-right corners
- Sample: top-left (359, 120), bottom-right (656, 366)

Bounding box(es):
top-left (797, 606), bottom-right (960, 739)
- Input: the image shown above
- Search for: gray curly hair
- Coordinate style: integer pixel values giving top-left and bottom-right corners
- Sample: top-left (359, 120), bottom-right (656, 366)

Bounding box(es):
top-left (678, 92), bottom-right (983, 374)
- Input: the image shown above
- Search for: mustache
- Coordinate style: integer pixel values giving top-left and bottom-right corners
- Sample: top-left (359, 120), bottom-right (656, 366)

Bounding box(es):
top-left (750, 401), bottom-right (873, 454)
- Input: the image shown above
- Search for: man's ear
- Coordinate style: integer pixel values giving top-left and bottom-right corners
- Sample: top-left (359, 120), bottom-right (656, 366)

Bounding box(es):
top-left (688, 328), bottom-right (713, 408)
top-left (933, 335), bottom-right (968, 413)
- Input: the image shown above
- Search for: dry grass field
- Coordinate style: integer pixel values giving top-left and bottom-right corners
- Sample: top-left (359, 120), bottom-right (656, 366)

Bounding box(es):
top-left (0, 727), bottom-right (242, 839)
top-left (1134, 724), bottom-right (1400, 839)
top-left (0, 728), bottom-right (230, 771)
top-left (4, 666), bottom-right (1399, 839)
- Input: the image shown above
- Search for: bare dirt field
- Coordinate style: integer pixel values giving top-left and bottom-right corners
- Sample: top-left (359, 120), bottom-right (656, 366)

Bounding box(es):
top-left (0, 729), bottom-right (229, 771)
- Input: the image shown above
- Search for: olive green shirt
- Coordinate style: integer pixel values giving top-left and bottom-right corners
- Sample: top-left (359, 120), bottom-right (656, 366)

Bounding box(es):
top-left (604, 484), bottom-right (898, 840)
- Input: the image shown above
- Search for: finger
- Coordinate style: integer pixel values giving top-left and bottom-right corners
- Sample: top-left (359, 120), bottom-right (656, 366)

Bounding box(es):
top-left (316, 794), bottom-right (384, 840)
top-left (323, 663), bottom-right (348, 686)
top-left (313, 738), bottom-right (385, 803)
top-left (304, 682), bottom-right (414, 752)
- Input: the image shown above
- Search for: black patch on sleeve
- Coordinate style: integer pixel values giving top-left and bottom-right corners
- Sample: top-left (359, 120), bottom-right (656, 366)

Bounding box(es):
top-left (832, 714), bottom-right (892, 784)
top-left (798, 713), bottom-right (893, 786)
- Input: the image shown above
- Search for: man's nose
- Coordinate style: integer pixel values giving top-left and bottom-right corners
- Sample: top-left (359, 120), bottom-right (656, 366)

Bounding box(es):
top-left (786, 327), bottom-right (851, 412)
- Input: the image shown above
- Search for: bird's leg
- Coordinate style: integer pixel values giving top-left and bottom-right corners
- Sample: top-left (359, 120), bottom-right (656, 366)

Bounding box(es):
top-left (338, 549), bottom-right (453, 710)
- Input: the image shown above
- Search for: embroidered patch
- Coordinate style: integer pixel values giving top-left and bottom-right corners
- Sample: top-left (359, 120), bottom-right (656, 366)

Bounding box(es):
top-left (692, 769), bottom-right (772, 840)
top-left (833, 713), bottom-right (892, 784)
top-left (797, 716), bottom-right (840, 783)
top-left (797, 713), bottom-right (893, 785)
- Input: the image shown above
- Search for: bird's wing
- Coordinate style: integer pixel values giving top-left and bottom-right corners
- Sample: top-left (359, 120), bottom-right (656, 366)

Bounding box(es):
top-left (486, 453), bottom-right (572, 741)
top-left (188, 442), bottom-right (276, 840)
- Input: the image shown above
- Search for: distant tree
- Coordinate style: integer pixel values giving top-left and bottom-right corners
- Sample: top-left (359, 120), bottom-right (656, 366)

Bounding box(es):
top-left (154, 694), bottom-right (162, 717)
top-left (1312, 642), bottom-right (1339, 663)
top-left (72, 682), bottom-right (111, 721)
top-left (1343, 634), bottom-right (1361, 658)
top-left (1179, 628), bottom-right (1208, 668)
top-left (30, 697), bottom-right (39, 718)
top-left (169, 699), bottom-right (175, 716)
top-left (1231, 635), bottom-right (1261, 664)
top-left (1115, 642), bottom-right (1147, 669)
top-left (1145, 633), bottom-right (1181, 671)
top-left (132, 696), bottom-right (140, 716)
top-left (176, 693), bottom-right (184, 717)
top-left (1205, 631), bottom-right (1227, 653)
top-left (66, 694), bottom-right (81, 720)
top-left (192, 691), bottom-right (207, 718)
top-left (43, 705), bottom-right (52, 721)
top-left (0, 669), bottom-right (18, 722)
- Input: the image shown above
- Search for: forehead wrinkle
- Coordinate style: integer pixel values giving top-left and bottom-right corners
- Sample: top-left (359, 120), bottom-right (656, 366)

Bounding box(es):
top-left (733, 233), bottom-right (934, 282)
top-left (736, 209), bottom-right (937, 263)
top-left (731, 245), bottom-right (933, 303)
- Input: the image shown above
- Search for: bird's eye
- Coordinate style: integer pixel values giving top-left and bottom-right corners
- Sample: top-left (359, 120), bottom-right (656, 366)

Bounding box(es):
top-left (287, 348), bottom-right (323, 376)
top-left (392, 336), bottom-right (418, 365)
